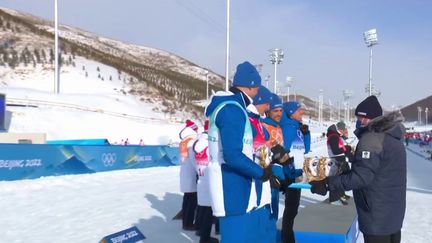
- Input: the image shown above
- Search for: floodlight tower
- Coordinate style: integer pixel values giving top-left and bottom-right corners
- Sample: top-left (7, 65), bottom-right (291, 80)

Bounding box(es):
top-left (225, 0), bottom-right (230, 91)
top-left (264, 74), bottom-right (271, 89)
top-left (363, 29), bottom-right (378, 96)
top-left (54, 0), bottom-right (60, 93)
top-left (343, 89), bottom-right (353, 123)
top-left (418, 106), bottom-right (422, 126)
top-left (205, 69), bottom-right (209, 100)
top-left (285, 76), bottom-right (293, 102)
top-left (318, 89), bottom-right (324, 124)
top-left (269, 48), bottom-right (284, 93)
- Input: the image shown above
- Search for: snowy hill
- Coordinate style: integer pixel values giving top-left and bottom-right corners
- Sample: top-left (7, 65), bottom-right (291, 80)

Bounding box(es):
top-left (0, 7), bottom-right (225, 119)
top-left (1, 56), bottom-right (190, 143)
top-left (401, 95), bottom-right (432, 122)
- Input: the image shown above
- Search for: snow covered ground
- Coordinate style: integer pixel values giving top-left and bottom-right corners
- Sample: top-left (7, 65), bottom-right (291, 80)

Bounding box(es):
top-left (1, 59), bottom-right (189, 145)
top-left (1, 139), bottom-right (431, 242)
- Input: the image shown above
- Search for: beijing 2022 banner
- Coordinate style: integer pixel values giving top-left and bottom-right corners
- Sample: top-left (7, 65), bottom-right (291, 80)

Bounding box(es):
top-left (0, 144), bottom-right (179, 181)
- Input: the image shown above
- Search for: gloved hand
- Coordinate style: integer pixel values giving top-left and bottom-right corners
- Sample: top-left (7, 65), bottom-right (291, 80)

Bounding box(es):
top-left (344, 145), bottom-right (352, 154)
top-left (300, 124), bottom-right (310, 135)
top-left (261, 166), bottom-right (272, 182)
top-left (286, 156), bottom-right (294, 165)
top-left (261, 165), bottom-right (285, 189)
top-left (310, 179), bottom-right (328, 196)
top-left (271, 144), bottom-right (290, 164)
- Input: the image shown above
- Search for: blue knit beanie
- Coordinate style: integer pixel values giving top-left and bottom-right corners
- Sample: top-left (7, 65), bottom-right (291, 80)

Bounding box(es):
top-left (269, 93), bottom-right (283, 110)
top-left (253, 86), bottom-right (272, 105)
top-left (283, 101), bottom-right (301, 117)
top-left (233, 61), bottom-right (261, 87)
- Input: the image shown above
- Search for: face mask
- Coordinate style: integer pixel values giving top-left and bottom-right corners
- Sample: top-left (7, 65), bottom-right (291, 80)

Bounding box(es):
top-left (342, 135), bottom-right (348, 140)
top-left (356, 120), bottom-right (363, 129)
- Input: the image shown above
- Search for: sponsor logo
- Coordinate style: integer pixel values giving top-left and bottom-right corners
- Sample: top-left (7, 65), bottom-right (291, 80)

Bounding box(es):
top-left (134, 155), bottom-right (152, 162)
top-left (102, 153), bottom-right (116, 167)
top-left (297, 130), bottom-right (304, 142)
top-left (362, 151), bottom-right (371, 159)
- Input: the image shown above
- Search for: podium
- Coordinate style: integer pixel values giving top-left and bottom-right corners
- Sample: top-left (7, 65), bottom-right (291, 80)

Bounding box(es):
top-left (278, 201), bottom-right (359, 243)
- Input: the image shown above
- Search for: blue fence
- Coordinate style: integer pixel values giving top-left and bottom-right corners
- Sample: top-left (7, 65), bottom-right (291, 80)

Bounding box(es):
top-left (0, 143), bottom-right (179, 181)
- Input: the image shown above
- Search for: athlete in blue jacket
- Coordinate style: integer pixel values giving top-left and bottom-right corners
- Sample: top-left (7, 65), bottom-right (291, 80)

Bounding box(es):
top-left (205, 62), bottom-right (280, 243)
top-left (279, 101), bottom-right (311, 243)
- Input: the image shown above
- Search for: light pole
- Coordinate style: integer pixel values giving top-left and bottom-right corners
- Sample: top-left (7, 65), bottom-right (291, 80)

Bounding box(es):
top-left (254, 64), bottom-right (263, 73)
top-left (363, 28), bottom-right (378, 96)
top-left (54, 0), bottom-right (60, 93)
top-left (318, 89), bottom-right (324, 125)
top-left (425, 107), bottom-right (429, 125)
top-left (285, 76), bottom-right (293, 102)
top-left (269, 48), bottom-right (284, 93)
top-left (418, 106), bottom-right (422, 126)
top-left (343, 89), bottom-right (353, 123)
top-left (264, 74), bottom-right (271, 89)
top-left (205, 69), bottom-right (209, 100)
top-left (225, 0), bottom-right (230, 91)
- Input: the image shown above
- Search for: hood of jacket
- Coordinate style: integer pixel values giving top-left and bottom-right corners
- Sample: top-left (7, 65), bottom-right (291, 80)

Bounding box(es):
top-left (326, 124), bottom-right (340, 137)
top-left (355, 111), bottom-right (405, 139)
top-left (204, 91), bottom-right (243, 117)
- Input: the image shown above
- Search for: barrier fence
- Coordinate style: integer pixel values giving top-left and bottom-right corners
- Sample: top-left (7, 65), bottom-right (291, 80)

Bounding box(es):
top-left (0, 143), bottom-right (179, 181)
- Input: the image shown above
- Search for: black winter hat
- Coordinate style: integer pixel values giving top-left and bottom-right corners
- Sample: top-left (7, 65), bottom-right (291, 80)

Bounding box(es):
top-left (355, 95), bottom-right (383, 119)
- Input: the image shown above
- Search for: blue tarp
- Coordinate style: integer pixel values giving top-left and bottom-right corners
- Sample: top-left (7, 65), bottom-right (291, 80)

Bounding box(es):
top-left (0, 143), bottom-right (179, 181)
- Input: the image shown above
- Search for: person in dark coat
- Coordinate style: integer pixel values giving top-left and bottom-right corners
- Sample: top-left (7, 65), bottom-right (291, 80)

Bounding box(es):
top-left (326, 121), bottom-right (353, 205)
top-left (310, 95), bottom-right (406, 243)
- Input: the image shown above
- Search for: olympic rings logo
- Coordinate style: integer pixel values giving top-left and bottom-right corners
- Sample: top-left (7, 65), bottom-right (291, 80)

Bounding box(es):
top-left (101, 153), bottom-right (117, 167)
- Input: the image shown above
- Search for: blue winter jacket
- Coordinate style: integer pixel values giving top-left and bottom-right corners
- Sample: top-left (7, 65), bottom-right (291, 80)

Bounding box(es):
top-left (205, 90), bottom-right (264, 216)
top-left (279, 114), bottom-right (311, 154)
top-left (328, 112), bottom-right (406, 235)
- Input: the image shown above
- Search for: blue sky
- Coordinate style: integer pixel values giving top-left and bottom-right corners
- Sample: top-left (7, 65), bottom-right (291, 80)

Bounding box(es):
top-left (1, 0), bottom-right (431, 109)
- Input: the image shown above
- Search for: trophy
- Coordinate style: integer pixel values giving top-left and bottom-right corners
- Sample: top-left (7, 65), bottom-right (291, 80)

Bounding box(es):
top-left (256, 145), bottom-right (283, 188)
top-left (256, 145), bottom-right (270, 168)
top-left (303, 157), bottom-right (340, 182)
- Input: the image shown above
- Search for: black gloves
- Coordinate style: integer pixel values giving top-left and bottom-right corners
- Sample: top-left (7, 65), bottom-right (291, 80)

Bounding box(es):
top-left (300, 124), bottom-right (310, 135)
top-left (261, 166), bottom-right (272, 182)
top-left (279, 179), bottom-right (292, 192)
top-left (261, 165), bottom-right (285, 189)
top-left (271, 144), bottom-right (290, 164)
top-left (310, 179), bottom-right (328, 196)
top-left (344, 145), bottom-right (352, 154)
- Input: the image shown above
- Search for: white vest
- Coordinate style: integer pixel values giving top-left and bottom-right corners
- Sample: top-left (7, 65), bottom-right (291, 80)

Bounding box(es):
top-left (179, 135), bottom-right (197, 193)
top-left (290, 129), bottom-right (307, 169)
top-left (207, 101), bottom-right (255, 217)
top-left (193, 133), bottom-right (212, 206)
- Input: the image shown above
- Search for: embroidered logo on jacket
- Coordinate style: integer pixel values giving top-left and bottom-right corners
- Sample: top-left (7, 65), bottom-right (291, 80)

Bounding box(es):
top-left (362, 151), bottom-right (371, 159)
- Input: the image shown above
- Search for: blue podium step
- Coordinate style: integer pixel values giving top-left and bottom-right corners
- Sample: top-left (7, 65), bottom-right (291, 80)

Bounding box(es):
top-left (277, 199), bottom-right (359, 243)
